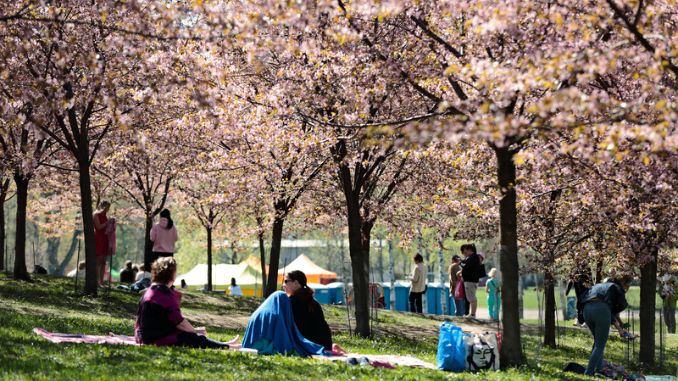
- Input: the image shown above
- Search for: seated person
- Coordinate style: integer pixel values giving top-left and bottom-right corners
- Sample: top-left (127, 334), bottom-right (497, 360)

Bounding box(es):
top-left (135, 257), bottom-right (232, 349)
top-left (119, 260), bottom-right (135, 283)
top-left (66, 261), bottom-right (86, 279)
top-left (241, 290), bottom-right (326, 357)
top-left (284, 270), bottom-right (332, 350)
top-left (229, 277), bottom-right (243, 296)
top-left (135, 264), bottom-right (151, 282)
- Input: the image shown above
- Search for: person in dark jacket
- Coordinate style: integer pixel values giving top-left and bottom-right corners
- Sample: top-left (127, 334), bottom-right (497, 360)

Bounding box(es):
top-left (120, 260), bottom-right (135, 283)
top-left (283, 270), bottom-right (333, 350)
top-left (460, 244), bottom-right (482, 317)
top-left (580, 276), bottom-right (633, 375)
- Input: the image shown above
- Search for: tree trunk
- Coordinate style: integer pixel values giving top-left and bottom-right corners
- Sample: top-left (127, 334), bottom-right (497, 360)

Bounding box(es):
top-left (77, 160), bottom-right (98, 295)
top-left (56, 229), bottom-right (82, 275)
top-left (438, 238), bottom-right (447, 315)
top-left (346, 204), bottom-right (372, 338)
top-left (46, 237), bottom-right (62, 274)
top-left (258, 231), bottom-right (267, 294)
top-left (494, 145), bottom-right (526, 367)
top-left (595, 258), bottom-right (604, 284)
top-left (143, 214), bottom-right (154, 270)
top-left (638, 245), bottom-right (658, 366)
top-left (0, 181), bottom-right (7, 271)
top-left (265, 216), bottom-right (285, 297)
top-left (13, 175), bottom-right (30, 281)
top-left (206, 226), bottom-right (213, 291)
top-left (544, 270), bottom-right (557, 348)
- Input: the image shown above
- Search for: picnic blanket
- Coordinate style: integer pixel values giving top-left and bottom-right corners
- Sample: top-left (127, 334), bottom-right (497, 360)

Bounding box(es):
top-left (33, 328), bottom-right (138, 345)
top-left (313, 354), bottom-right (436, 369)
top-left (242, 291), bottom-right (325, 357)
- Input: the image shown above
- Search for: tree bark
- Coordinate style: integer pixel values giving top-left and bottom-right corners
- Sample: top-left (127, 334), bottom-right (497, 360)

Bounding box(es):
top-left (77, 160), bottom-right (98, 296)
top-left (56, 229), bottom-right (82, 275)
top-left (46, 237), bottom-right (62, 274)
top-left (265, 216), bottom-right (285, 297)
top-left (543, 270), bottom-right (557, 348)
top-left (143, 214), bottom-right (154, 270)
top-left (494, 145), bottom-right (526, 367)
top-left (638, 245), bottom-right (658, 366)
top-left (0, 180), bottom-right (7, 271)
top-left (346, 202), bottom-right (373, 338)
top-left (206, 226), bottom-right (213, 291)
top-left (13, 175), bottom-right (30, 281)
top-left (258, 231), bottom-right (267, 294)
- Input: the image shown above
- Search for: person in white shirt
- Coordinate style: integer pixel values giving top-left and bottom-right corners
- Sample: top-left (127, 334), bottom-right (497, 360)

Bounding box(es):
top-left (229, 278), bottom-right (243, 296)
top-left (66, 261), bottom-right (86, 279)
top-left (136, 264), bottom-right (151, 282)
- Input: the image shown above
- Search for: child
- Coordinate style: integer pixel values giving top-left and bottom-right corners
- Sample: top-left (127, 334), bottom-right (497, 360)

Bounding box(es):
top-left (486, 268), bottom-right (500, 321)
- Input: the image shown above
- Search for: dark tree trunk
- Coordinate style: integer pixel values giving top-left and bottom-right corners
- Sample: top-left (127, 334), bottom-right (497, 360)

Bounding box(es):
top-left (346, 202), bottom-right (372, 338)
top-left (595, 258), bottom-right (604, 284)
top-left (56, 229), bottom-right (82, 275)
top-left (544, 270), bottom-right (557, 348)
top-left (13, 175), bottom-right (30, 281)
top-left (143, 214), bottom-right (153, 270)
top-left (77, 160), bottom-right (98, 296)
top-left (639, 246), bottom-right (658, 366)
top-left (206, 226), bottom-right (213, 291)
top-left (0, 180), bottom-right (7, 271)
top-left (493, 145), bottom-right (526, 367)
top-left (265, 216), bottom-right (285, 297)
top-left (46, 237), bottom-right (62, 274)
top-left (258, 231), bottom-right (267, 294)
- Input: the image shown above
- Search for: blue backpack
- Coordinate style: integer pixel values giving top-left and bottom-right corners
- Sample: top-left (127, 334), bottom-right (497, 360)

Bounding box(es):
top-left (436, 322), bottom-right (466, 372)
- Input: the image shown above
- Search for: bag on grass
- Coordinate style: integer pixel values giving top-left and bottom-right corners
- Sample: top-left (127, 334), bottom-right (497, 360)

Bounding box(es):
top-left (463, 332), bottom-right (500, 371)
top-left (436, 322), bottom-right (466, 372)
top-left (454, 280), bottom-right (465, 300)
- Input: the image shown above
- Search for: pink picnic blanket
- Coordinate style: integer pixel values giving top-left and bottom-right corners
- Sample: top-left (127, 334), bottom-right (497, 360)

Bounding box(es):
top-left (33, 328), bottom-right (138, 345)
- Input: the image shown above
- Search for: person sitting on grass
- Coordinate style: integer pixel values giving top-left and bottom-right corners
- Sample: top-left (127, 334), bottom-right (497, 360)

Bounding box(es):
top-left (135, 257), bottom-right (234, 349)
top-left (120, 260), bottom-right (135, 283)
top-left (284, 270), bottom-right (332, 350)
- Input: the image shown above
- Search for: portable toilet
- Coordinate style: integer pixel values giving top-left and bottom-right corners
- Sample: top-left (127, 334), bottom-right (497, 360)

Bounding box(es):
top-left (394, 282), bottom-right (410, 312)
top-left (426, 284), bottom-right (442, 314)
top-left (313, 284), bottom-right (333, 305)
top-left (326, 282), bottom-right (345, 304)
top-left (382, 284), bottom-right (390, 309)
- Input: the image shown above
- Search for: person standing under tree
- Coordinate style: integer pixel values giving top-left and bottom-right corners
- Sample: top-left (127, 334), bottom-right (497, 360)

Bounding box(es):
top-left (449, 255), bottom-right (464, 316)
top-left (93, 201), bottom-right (113, 286)
top-left (460, 243), bottom-right (482, 318)
top-left (659, 272), bottom-right (677, 334)
top-left (486, 268), bottom-right (501, 321)
top-left (150, 209), bottom-right (179, 265)
top-left (409, 254), bottom-right (426, 313)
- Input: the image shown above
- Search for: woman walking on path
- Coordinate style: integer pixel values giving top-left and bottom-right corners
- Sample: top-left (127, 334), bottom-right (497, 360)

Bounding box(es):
top-left (409, 254), bottom-right (426, 313)
top-left (150, 209), bottom-right (179, 265)
top-left (486, 268), bottom-right (501, 321)
top-left (580, 276), bottom-right (633, 375)
top-left (93, 201), bottom-right (113, 286)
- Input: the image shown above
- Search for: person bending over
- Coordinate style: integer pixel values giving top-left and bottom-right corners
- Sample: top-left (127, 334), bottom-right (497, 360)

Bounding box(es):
top-left (284, 270), bottom-right (332, 350)
top-left (135, 257), bottom-right (232, 349)
top-left (580, 276), bottom-right (633, 375)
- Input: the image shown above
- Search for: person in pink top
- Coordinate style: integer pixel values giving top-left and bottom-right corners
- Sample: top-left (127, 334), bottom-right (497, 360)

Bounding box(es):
top-left (150, 209), bottom-right (178, 266)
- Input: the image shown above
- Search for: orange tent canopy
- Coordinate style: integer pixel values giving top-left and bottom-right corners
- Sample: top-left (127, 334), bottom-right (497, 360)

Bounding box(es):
top-left (277, 254), bottom-right (337, 285)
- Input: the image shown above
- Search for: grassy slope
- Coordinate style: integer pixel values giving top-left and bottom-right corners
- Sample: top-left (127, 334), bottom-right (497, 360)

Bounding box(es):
top-left (0, 274), bottom-right (675, 381)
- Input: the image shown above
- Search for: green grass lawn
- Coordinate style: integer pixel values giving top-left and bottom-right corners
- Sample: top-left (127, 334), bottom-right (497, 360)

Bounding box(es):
top-left (0, 274), bottom-right (675, 381)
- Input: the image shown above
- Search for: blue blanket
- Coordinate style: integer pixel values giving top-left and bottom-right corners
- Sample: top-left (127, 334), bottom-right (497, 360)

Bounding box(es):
top-left (242, 291), bottom-right (326, 357)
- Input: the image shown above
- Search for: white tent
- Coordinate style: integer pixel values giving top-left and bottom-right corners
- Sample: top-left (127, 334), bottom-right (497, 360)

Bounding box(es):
top-left (176, 263), bottom-right (260, 286)
top-left (277, 254), bottom-right (337, 284)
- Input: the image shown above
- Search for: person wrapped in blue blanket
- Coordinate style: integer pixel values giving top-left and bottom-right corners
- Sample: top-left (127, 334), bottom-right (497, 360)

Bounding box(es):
top-left (242, 270), bottom-right (341, 356)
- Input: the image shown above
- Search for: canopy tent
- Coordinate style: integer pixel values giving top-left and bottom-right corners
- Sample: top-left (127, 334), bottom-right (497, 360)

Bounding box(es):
top-left (277, 254), bottom-right (337, 285)
top-left (240, 255), bottom-right (268, 274)
top-left (176, 263), bottom-right (263, 296)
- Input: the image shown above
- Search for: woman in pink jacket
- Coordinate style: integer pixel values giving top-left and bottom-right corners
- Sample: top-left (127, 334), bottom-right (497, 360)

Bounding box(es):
top-left (150, 209), bottom-right (179, 266)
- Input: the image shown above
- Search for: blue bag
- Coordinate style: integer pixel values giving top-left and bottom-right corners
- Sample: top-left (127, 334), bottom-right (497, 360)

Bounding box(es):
top-left (436, 322), bottom-right (466, 371)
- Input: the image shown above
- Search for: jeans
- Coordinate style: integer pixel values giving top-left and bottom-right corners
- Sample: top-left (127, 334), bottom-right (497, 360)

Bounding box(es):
top-left (454, 298), bottom-right (466, 316)
top-left (176, 331), bottom-right (230, 349)
top-left (409, 291), bottom-right (423, 313)
top-left (583, 301), bottom-right (612, 375)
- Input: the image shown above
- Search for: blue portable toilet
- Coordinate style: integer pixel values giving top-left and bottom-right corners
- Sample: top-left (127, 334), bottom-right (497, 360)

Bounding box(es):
top-left (426, 284), bottom-right (442, 314)
top-left (394, 283), bottom-right (410, 311)
top-left (314, 287), bottom-right (332, 304)
top-left (325, 282), bottom-right (345, 304)
top-left (382, 284), bottom-right (391, 309)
